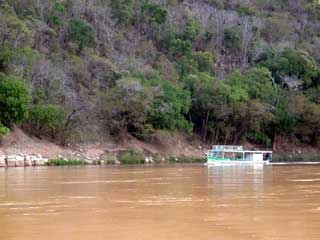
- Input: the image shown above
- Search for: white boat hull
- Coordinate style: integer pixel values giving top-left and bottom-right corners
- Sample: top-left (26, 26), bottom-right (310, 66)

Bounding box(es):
top-left (205, 160), bottom-right (270, 166)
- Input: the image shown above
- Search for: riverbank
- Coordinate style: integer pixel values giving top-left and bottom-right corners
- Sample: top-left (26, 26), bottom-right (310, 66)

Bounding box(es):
top-left (1, 128), bottom-right (320, 168)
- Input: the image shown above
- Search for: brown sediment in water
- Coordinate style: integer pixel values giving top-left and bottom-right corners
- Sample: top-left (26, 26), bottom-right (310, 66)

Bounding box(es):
top-left (0, 165), bottom-right (320, 240)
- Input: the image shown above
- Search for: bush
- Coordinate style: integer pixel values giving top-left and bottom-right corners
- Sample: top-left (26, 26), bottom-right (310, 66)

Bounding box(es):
top-left (0, 122), bottom-right (9, 141)
top-left (183, 19), bottom-right (201, 42)
top-left (118, 150), bottom-right (145, 164)
top-left (0, 76), bottom-right (29, 127)
top-left (169, 39), bottom-right (192, 57)
top-left (252, 131), bottom-right (271, 147)
top-left (237, 6), bottom-right (255, 16)
top-left (142, 1), bottom-right (168, 25)
top-left (0, 4), bottom-right (31, 48)
top-left (29, 104), bottom-right (65, 138)
top-left (272, 154), bottom-right (320, 163)
top-left (223, 29), bottom-right (240, 50)
top-left (111, 0), bottom-right (134, 25)
top-left (69, 19), bottom-right (95, 52)
top-left (135, 73), bottom-right (192, 132)
top-left (99, 77), bottom-right (154, 142)
top-left (46, 158), bottom-right (86, 166)
top-left (192, 51), bottom-right (215, 73)
top-left (166, 156), bottom-right (206, 163)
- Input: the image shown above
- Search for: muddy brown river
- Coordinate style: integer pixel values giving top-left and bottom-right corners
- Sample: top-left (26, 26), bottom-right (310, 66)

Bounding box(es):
top-left (0, 165), bottom-right (320, 240)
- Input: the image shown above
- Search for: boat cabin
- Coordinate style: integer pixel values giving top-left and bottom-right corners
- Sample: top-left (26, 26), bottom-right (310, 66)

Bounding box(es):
top-left (207, 145), bottom-right (272, 165)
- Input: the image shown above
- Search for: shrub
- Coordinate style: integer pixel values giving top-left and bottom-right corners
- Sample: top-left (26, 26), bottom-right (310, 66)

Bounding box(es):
top-left (169, 39), bottom-right (192, 57)
top-left (0, 4), bottom-right (31, 48)
top-left (46, 158), bottom-right (86, 166)
top-left (223, 29), bottom-right (240, 50)
top-left (135, 73), bottom-right (192, 132)
top-left (142, 1), bottom-right (168, 25)
top-left (29, 104), bottom-right (65, 138)
top-left (252, 131), bottom-right (272, 147)
top-left (166, 156), bottom-right (206, 163)
top-left (99, 77), bottom-right (154, 142)
top-left (48, 0), bottom-right (66, 28)
top-left (0, 122), bottom-right (9, 141)
top-left (0, 76), bottom-right (29, 127)
top-left (237, 6), bottom-right (255, 16)
top-left (69, 19), bottom-right (95, 52)
top-left (183, 19), bottom-right (201, 42)
top-left (118, 150), bottom-right (145, 164)
top-left (192, 51), bottom-right (215, 73)
top-left (111, 0), bottom-right (134, 25)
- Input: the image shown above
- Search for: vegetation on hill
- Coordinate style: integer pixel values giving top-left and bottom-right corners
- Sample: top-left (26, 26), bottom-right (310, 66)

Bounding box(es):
top-left (0, 0), bottom-right (320, 150)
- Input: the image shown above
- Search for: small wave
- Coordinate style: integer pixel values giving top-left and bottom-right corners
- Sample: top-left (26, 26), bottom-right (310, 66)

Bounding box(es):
top-left (272, 162), bottom-right (320, 165)
top-left (55, 180), bottom-right (138, 184)
top-left (290, 179), bottom-right (320, 182)
top-left (69, 196), bottom-right (97, 199)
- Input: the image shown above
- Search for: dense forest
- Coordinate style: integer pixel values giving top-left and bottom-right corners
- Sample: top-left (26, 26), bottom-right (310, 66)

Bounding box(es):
top-left (0, 0), bottom-right (320, 150)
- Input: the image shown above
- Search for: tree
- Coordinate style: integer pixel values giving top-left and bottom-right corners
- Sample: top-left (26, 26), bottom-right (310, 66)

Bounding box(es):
top-left (223, 28), bottom-right (240, 51)
top-left (29, 104), bottom-right (65, 138)
top-left (69, 19), bottom-right (95, 52)
top-left (111, 0), bottom-right (135, 25)
top-left (99, 77), bottom-right (153, 142)
top-left (142, 1), bottom-right (167, 25)
top-left (48, 0), bottom-right (66, 28)
top-left (192, 51), bottom-right (215, 73)
top-left (259, 48), bottom-right (318, 88)
top-left (139, 74), bottom-right (192, 132)
top-left (0, 76), bottom-right (29, 127)
top-left (0, 4), bottom-right (31, 49)
top-left (183, 19), bottom-right (201, 42)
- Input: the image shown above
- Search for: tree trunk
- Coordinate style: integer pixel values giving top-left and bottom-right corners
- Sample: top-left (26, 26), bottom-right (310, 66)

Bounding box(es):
top-left (203, 111), bottom-right (210, 142)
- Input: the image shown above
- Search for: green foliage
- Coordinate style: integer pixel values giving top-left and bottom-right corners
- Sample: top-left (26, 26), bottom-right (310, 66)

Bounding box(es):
top-left (166, 155), bottom-right (206, 163)
top-left (0, 47), bottom-right (38, 77)
top-left (134, 73), bottom-right (192, 132)
top-left (192, 51), bottom-right (215, 73)
top-left (306, 2), bottom-right (320, 20)
top-left (159, 19), bottom-right (201, 57)
top-left (259, 48), bottom-right (318, 88)
top-left (69, 19), bottom-right (95, 52)
top-left (183, 19), bottom-right (201, 42)
top-left (0, 76), bottom-right (29, 127)
top-left (176, 56), bottom-right (199, 78)
top-left (175, 51), bottom-right (215, 78)
top-left (48, 0), bottom-right (66, 27)
top-left (287, 94), bottom-right (320, 144)
top-left (169, 39), bottom-right (192, 57)
top-left (237, 6), bottom-right (256, 16)
top-left (111, 0), bottom-right (134, 25)
top-left (252, 131), bottom-right (271, 147)
top-left (205, 0), bottom-right (224, 9)
top-left (99, 77), bottom-right (154, 142)
top-left (46, 158), bottom-right (86, 166)
top-left (261, 15), bottom-right (291, 43)
top-left (142, 1), bottom-right (167, 25)
top-left (241, 67), bottom-right (275, 104)
top-left (118, 150), bottom-right (145, 164)
top-left (0, 4), bottom-right (31, 48)
top-left (223, 29), bottom-right (240, 50)
top-left (29, 104), bottom-right (65, 138)
top-left (53, 0), bottom-right (65, 14)
top-left (0, 122), bottom-right (9, 140)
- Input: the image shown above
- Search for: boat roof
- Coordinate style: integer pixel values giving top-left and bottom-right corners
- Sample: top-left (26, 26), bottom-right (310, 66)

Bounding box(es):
top-left (211, 145), bottom-right (272, 154)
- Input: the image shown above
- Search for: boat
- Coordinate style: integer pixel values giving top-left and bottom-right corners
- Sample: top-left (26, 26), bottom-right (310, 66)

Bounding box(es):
top-left (205, 145), bottom-right (272, 166)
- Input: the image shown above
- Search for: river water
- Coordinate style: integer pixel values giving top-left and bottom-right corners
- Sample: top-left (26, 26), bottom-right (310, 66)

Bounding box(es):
top-left (0, 165), bottom-right (320, 240)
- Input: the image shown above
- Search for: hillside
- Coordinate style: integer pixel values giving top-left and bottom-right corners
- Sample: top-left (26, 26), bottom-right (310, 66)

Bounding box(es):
top-left (0, 0), bottom-right (320, 153)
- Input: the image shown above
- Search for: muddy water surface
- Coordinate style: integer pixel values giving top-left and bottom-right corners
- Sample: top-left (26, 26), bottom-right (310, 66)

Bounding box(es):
top-left (0, 165), bottom-right (320, 240)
